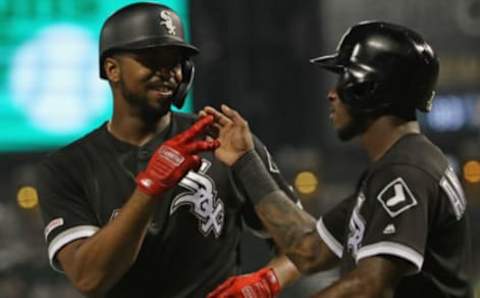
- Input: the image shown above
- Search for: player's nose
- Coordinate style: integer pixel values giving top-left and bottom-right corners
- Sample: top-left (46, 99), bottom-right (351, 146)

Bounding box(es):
top-left (327, 89), bottom-right (338, 102)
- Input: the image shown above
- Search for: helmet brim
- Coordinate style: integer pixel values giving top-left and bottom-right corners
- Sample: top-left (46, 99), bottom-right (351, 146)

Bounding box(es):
top-left (309, 54), bottom-right (344, 73)
top-left (99, 37), bottom-right (199, 79)
top-left (115, 36), bottom-right (199, 56)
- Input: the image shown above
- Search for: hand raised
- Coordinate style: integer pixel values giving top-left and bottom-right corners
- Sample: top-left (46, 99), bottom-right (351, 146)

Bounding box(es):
top-left (201, 105), bottom-right (254, 166)
top-left (136, 115), bottom-right (220, 196)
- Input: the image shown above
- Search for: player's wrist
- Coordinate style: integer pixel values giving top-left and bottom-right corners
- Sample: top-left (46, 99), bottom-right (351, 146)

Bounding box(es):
top-left (232, 150), bottom-right (280, 205)
top-left (135, 171), bottom-right (169, 197)
top-left (230, 149), bottom-right (256, 167)
top-left (260, 267), bottom-right (281, 296)
top-left (223, 149), bottom-right (254, 167)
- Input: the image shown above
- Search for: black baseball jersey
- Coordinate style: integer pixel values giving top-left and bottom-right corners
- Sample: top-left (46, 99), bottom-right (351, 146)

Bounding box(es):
top-left (316, 134), bottom-right (473, 298)
top-left (37, 112), bottom-right (297, 298)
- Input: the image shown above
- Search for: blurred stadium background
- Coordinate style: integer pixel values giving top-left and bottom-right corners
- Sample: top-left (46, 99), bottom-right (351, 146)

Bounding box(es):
top-left (1, 0), bottom-right (479, 297)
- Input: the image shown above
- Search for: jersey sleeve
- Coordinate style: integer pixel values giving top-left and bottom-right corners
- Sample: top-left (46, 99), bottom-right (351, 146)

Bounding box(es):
top-left (36, 157), bottom-right (100, 271)
top-left (356, 164), bottom-right (434, 273)
top-left (233, 136), bottom-right (302, 237)
top-left (317, 195), bottom-right (356, 258)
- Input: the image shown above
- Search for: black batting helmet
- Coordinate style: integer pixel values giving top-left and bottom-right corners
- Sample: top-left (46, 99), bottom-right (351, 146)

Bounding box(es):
top-left (99, 2), bottom-right (199, 108)
top-left (311, 21), bottom-right (439, 115)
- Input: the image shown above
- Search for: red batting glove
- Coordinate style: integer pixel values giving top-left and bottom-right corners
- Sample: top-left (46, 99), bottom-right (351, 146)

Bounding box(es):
top-left (208, 267), bottom-right (281, 298)
top-left (136, 115), bottom-right (220, 196)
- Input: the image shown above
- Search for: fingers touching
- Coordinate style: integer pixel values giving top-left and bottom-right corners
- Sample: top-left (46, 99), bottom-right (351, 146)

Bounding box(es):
top-left (202, 105), bottom-right (248, 129)
top-left (185, 140), bottom-right (220, 154)
top-left (203, 106), bottom-right (232, 127)
top-left (175, 115), bottom-right (215, 143)
top-left (220, 105), bottom-right (248, 127)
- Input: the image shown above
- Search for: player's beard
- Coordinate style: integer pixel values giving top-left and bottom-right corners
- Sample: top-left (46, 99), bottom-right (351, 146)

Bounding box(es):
top-left (337, 106), bottom-right (371, 141)
top-left (119, 78), bottom-right (173, 124)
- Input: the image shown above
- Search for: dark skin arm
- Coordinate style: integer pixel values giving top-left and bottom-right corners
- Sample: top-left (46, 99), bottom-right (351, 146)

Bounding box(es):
top-left (56, 115), bottom-right (219, 297)
top-left (57, 189), bottom-right (158, 297)
top-left (311, 256), bottom-right (410, 298)
top-left (255, 191), bottom-right (339, 274)
top-left (204, 105), bottom-right (412, 297)
top-left (266, 255), bottom-right (301, 288)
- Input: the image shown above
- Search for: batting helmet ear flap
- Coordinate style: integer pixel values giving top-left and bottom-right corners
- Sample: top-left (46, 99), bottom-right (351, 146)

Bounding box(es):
top-left (341, 81), bottom-right (374, 105)
top-left (341, 80), bottom-right (381, 110)
top-left (172, 58), bottom-right (195, 109)
top-left (336, 65), bottom-right (380, 111)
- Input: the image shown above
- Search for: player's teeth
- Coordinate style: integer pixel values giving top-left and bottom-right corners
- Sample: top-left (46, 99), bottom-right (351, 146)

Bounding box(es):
top-left (160, 87), bottom-right (170, 92)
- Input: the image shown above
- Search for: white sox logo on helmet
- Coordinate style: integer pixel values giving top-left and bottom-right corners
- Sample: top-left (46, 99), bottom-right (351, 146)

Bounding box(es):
top-left (170, 159), bottom-right (225, 238)
top-left (159, 10), bottom-right (176, 35)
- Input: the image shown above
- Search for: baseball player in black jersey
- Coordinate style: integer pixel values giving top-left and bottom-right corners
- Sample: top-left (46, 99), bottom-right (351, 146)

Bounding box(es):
top-left (36, 3), bottom-right (300, 297)
top-left (206, 21), bottom-right (473, 298)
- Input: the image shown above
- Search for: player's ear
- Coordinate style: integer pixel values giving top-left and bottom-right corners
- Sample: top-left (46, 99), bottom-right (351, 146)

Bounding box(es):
top-left (104, 56), bottom-right (121, 83)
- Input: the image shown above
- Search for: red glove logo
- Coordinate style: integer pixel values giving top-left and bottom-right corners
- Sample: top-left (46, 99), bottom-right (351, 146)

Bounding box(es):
top-left (208, 267), bottom-right (280, 298)
top-left (158, 146), bottom-right (185, 166)
top-left (136, 115), bottom-right (220, 196)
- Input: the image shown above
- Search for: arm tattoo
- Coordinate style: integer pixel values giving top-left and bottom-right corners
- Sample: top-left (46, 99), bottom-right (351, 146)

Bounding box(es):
top-left (256, 191), bottom-right (315, 247)
top-left (231, 151), bottom-right (336, 272)
top-left (255, 190), bottom-right (329, 273)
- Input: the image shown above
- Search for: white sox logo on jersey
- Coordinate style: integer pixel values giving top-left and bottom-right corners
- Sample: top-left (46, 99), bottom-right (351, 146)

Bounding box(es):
top-left (159, 10), bottom-right (176, 35)
top-left (377, 177), bottom-right (417, 218)
top-left (170, 160), bottom-right (225, 238)
top-left (347, 192), bottom-right (366, 257)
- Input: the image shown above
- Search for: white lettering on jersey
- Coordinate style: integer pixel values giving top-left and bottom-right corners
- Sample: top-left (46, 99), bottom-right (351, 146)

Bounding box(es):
top-left (170, 160), bottom-right (225, 238)
top-left (159, 10), bottom-right (176, 35)
top-left (44, 217), bottom-right (64, 239)
top-left (377, 177), bottom-right (417, 218)
top-left (264, 146), bottom-right (280, 174)
top-left (347, 192), bottom-right (366, 257)
top-left (440, 167), bottom-right (466, 220)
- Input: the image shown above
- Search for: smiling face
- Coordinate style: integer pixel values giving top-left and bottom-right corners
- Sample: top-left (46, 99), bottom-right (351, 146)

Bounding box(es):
top-left (105, 46), bottom-right (184, 119)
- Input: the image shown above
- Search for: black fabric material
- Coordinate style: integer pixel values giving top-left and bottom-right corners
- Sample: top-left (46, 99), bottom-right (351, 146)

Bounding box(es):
top-left (232, 150), bottom-right (280, 206)
top-left (319, 134), bottom-right (473, 298)
top-left (37, 112), bottom-right (298, 298)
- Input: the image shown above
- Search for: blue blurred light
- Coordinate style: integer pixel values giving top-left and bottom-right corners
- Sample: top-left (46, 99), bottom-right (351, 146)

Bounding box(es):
top-left (0, 0), bottom-right (189, 152)
top-left (426, 95), bottom-right (470, 132)
top-left (10, 24), bottom-right (109, 134)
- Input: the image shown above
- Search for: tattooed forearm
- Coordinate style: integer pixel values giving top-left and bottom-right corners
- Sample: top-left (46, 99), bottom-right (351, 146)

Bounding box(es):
top-left (255, 191), bottom-right (336, 273)
top-left (255, 190), bottom-right (315, 247)
top-left (231, 151), bottom-right (338, 272)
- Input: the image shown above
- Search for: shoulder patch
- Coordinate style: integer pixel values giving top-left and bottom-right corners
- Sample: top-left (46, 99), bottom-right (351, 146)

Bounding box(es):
top-left (376, 177), bottom-right (417, 218)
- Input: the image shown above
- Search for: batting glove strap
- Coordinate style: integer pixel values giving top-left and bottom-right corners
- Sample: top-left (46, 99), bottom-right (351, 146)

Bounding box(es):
top-left (238, 267), bottom-right (281, 298)
top-left (260, 267), bottom-right (281, 296)
top-left (135, 144), bottom-right (190, 196)
top-left (208, 267), bottom-right (281, 298)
